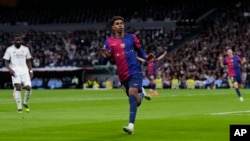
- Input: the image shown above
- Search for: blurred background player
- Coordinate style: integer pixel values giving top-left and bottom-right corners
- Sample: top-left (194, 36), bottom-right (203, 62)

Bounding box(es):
top-left (137, 50), bottom-right (167, 96)
top-left (219, 48), bottom-right (246, 101)
top-left (99, 16), bottom-right (153, 135)
top-left (3, 34), bottom-right (33, 113)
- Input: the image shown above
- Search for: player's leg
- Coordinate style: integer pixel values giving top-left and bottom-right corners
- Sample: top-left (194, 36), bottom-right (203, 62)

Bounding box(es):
top-left (152, 75), bottom-right (158, 95)
top-left (233, 76), bottom-right (244, 101)
top-left (12, 75), bottom-right (23, 113)
top-left (141, 87), bottom-right (151, 100)
top-left (22, 73), bottom-right (32, 112)
top-left (123, 74), bottom-right (143, 135)
top-left (149, 75), bottom-right (156, 95)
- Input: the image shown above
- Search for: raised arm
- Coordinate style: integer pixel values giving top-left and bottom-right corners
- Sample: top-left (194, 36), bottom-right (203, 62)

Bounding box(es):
top-left (157, 50), bottom-right (167, 60)
top-left (219, 56), bottom-right (225, 68)
top-left (137, 56), bottom-right (146, 62)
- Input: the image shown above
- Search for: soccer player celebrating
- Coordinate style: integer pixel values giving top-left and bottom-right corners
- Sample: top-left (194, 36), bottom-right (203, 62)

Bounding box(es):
top-left (99, 16), bottom-right (153, 135)
top-left (3, 34), bottom-right (33, 113)
top-left (219, 48), bottom-right (246, 101)
top-left (137, 50), bottom-right (167, 95)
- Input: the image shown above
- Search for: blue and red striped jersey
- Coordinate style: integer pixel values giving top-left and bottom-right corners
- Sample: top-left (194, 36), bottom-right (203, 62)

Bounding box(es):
top-left (104, 33), bottom-right (146, 82)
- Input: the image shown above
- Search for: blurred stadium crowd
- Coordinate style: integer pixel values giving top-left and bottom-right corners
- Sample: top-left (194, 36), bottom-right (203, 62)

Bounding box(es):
top-left (1, 0), bottom-right (250, 89)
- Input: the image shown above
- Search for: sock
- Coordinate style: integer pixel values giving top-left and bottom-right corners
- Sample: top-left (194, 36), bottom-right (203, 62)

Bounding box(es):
top-left (24, 90), bottom-right (31, 104)
top-left (129, 95), bottom-right (137, 124)
top-left (139, 93), bottom-right (144, 100)
top-left (128, 123), bottom-right (134, 129)
top-left (235, 88), bottom-right (242, 98)
top-left (13, 90), bottom-right (22, 110)
top-left (152, 84), bottom-right (156, 90)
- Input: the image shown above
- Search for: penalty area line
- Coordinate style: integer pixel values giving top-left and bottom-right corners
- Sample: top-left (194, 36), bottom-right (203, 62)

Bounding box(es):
top-left (208, 110), bottom-right (250, 115)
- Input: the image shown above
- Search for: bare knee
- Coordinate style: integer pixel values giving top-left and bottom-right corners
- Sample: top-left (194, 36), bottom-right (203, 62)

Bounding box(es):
top-left (15, 84), bottom-right (22, 91)
top-left (128, 88), bottom-right (138, 95)
top-left (25, 86), bottom-right (31, 91)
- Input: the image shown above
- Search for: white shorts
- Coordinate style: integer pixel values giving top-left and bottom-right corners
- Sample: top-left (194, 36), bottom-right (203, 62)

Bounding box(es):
top-left (12, 73), bottom-right (31, 87)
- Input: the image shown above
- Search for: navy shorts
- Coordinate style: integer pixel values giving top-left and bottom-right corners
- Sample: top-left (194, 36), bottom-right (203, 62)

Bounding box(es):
top-left (122, 73), bottom-right (143, 96)
top-left (230, 75), bottom-right (242, 84)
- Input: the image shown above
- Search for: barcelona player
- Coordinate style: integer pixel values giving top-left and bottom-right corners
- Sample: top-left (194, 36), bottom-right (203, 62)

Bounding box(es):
top-left (99, 16), bottom-right (153, 135)
top-left (219, 48), bottom-right (246, 101)
top-left (137, 50), bottom-right (167, 95)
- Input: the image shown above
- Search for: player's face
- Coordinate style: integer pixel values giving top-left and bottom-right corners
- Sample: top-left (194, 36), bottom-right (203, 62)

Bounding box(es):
top-left (112, 19), bottom-right (124, 33)
top-left (227, 49), bottom-right (233, 57)
top-left (14, 36), bottom-right (22, 48)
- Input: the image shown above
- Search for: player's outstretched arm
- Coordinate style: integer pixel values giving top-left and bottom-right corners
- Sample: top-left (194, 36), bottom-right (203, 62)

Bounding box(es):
top-left (157, 50), bottom-right (167, 60)
top-left (137, 56), bottom-right (146, 62)
top-left (219, 56), bottom-right (225, 68)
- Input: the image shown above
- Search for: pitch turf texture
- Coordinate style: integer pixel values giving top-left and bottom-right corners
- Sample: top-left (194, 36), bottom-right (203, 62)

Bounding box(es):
top-left (0, 89), bottom-right (249, 141)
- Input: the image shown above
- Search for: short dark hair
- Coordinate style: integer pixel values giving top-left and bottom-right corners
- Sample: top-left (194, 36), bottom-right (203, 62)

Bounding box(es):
top-left (110, 16), bottom-right (124, 25)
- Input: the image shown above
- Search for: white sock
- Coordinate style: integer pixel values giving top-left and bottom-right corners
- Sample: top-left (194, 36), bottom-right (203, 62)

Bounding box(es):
top-left (24, 90), bottom-right (31, 105)
top-left (13, 90), bottom-right (22, 110)
top-left (142, 87), bottom-right (149, 96)
top-left (128, 123), bottom-right (134, 129)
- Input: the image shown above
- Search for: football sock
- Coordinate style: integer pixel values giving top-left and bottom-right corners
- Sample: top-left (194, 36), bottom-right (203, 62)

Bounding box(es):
top-left (24, 90), bottom-right (31, 105)
top-left (128, 123), bottom-right (134, 129)
top-left (152, 84), bottom-right (156, 90)
top-left (129, 95), bottom-right (137, 124)
top-left (139, 92), bottom-right (144, 100)
top-left (235, 88), bottom-right (242, 98)
top-left (14, 90), bottom-right (22, 110)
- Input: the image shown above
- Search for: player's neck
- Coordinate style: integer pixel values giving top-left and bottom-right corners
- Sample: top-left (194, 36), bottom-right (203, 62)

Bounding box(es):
top-left (114, 32), bottom-right (124, 39)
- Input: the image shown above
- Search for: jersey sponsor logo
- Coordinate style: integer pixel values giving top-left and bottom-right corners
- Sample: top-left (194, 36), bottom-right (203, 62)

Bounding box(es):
top-left (121, 43), bottom-right (125, 48)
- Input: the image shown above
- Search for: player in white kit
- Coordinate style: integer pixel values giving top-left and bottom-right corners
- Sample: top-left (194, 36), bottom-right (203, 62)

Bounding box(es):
top-left (3, 34), bottom-right (33, 113)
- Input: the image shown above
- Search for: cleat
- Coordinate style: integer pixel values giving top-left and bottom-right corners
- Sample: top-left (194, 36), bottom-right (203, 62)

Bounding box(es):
top-left (23, 104), bottom-right (30, 112)
top-left (17, 109), bottom-right (22, 113)
top-left (153, 91), bottom-right (158, 96)
top-left (239, 97), bottom-right (244, 102)
top-left (144, 93), bottom-right (151, 100)
top-left (142, 88), bottom-right (151, 100)
top-left (123, 126), bottom-right (134, 135)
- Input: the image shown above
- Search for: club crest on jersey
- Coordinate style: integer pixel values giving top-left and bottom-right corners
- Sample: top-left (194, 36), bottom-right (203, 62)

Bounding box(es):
top-left (120, 43), bottom-right (125, 48)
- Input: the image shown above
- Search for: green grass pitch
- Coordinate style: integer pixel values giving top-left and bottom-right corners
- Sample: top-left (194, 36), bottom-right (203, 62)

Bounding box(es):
top-left (0, 89), bottom-right (250, 141)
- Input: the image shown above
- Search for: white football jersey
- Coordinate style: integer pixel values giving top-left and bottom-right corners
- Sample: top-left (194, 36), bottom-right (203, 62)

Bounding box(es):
top-left (3, 45), bottom-right (32, 74)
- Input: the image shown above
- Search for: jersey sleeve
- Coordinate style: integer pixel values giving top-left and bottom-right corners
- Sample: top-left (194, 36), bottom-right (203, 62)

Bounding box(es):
top-left (104, 39), bottom-right (111, 53)
top-left (26, 48), bottom-right (32, 59)
top-left (132, 34), bottom-right (146, 59)
top-left (237, 55), bottom-right (241, 63)
top-left (3, 48), bottom-right (10, 60)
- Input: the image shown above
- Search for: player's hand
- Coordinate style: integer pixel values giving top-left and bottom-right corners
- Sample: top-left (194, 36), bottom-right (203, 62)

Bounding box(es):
top-left (99, 47), bottom-right (106, 56)
top-left (9, 69), bottom-right (15, 76)
top-left (219, 56), bottom-right (223, 61)
top-left (146, 53), bottom-right (154, 61)
top-left (242, 57), bottom-right (246, 64)
top-left (99, 46), bottom-right (110, 58)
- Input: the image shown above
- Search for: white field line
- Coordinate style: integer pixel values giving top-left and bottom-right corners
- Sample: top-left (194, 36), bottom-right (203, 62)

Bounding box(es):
top-left (0, 91), bottom-right (236, 104)
top-left (209, 110), bottom-right (250, 115)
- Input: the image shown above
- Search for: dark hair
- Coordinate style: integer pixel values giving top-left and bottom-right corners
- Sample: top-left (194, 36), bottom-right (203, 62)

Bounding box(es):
top-left (110, 16), bottom-right (124, 25)
top-left (13, 34), bottom-right (21, 38)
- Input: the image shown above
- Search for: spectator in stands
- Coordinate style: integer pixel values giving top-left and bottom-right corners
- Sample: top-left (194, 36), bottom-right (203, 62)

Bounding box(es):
top-left (55, 78), bottom-right (63, 88)
top-left (47, 78), bottom-right (56, 89)
top-left (32, 77), bottom-right (43, 89)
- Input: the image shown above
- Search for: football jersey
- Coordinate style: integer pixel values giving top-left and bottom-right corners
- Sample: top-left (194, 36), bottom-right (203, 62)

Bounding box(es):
top-left (104, 33), bottom-right (145, 82)
top-left (3, 45), bottom-right (32, 74)
top-left (224, 55), bottom-right (242, 77)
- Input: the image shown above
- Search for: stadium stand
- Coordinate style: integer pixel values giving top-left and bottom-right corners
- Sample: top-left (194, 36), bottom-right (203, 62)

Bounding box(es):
top-left (1, 0), bottom-right (250, 89)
